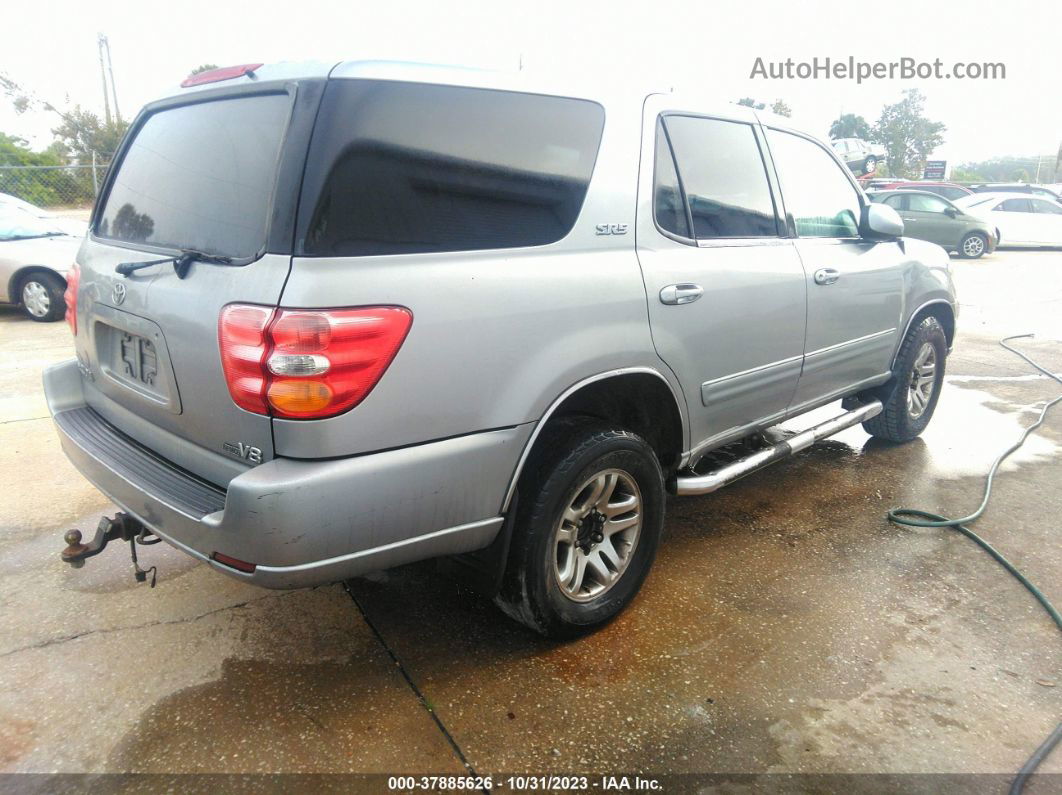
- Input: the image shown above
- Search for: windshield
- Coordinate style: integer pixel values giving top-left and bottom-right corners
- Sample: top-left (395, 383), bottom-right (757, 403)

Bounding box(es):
top-left (0, 207), bottom-right (66, 240)
top-left (96, 92), bottom-right (291, 258)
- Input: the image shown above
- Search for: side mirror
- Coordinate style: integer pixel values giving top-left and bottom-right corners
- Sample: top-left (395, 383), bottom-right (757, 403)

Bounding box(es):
top-left (860, 202), bottom-right (904, 240)
top-left (944, 207), bottom-right (958, 218)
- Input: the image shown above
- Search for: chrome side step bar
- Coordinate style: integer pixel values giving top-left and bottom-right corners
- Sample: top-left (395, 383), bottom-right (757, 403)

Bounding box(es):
top-left (673, 400), bottom-right (883, 496)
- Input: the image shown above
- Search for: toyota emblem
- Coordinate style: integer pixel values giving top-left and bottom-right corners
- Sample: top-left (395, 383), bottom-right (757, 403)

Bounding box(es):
top-left (112, 282), bottom-right (127, 305)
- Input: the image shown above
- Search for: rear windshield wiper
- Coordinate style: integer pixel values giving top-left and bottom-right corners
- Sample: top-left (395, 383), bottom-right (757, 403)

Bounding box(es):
top-left (116, 250), bottom-right (233, 279)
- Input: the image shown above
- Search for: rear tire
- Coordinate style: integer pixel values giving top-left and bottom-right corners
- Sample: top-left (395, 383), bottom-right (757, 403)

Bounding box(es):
top-left (959, 232), bottom-right (987, 259)
top-left (862, 316), bottom-right (947, 443)
top-left (19, 271), bottom-right (66, 322)
top-left (495, 419), bottom-right (664, 638)
top-left (863, 156), bottom-right (877, 175)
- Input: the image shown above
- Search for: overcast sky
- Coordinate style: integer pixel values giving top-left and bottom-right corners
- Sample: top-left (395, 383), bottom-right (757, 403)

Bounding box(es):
top-left (3, 0), bottom-right (1059, 166)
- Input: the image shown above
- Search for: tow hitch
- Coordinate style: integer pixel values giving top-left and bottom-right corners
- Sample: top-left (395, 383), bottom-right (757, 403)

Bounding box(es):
top-left (60, 513), bottom-right (162, 587)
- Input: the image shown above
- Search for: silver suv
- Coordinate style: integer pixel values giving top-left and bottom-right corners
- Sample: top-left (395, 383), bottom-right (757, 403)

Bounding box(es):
top-left (830, 137), bottom-right (887, 175)
top-left (46, 61), bottom-right (957, 636)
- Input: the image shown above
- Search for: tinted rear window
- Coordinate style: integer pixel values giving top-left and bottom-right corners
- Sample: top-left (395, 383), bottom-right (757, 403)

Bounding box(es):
top-left (97, 93), bottom-right (290, 258)
top-left (662, 115), bottom-right (779, 239)
top-left (297, 80), bottom-right (605, 256)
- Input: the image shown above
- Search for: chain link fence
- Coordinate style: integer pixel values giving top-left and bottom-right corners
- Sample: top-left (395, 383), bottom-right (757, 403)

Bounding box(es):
top-left (0, 157), bottom-right (112, 209)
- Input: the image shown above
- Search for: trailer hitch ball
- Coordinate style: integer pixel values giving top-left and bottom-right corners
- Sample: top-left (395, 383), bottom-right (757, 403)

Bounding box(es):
top-left (62, 530), bottom-right (88, 568)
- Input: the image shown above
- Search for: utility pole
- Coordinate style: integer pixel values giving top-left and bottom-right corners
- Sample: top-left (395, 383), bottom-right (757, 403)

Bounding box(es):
top-left (103, 35), bottom-right (121, 124)
top-left (97, 33), bottom-right (112, 126)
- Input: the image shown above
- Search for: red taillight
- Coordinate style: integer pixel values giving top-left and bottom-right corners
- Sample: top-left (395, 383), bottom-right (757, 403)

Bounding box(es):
top-left (180, 63), bottom-right (264, 88)
top-left (218, 305), bottom-right (413, 420)
top-left (64, 264), bottom-right (80, 334)
top-left (218, 305), bottom-right (275, 414)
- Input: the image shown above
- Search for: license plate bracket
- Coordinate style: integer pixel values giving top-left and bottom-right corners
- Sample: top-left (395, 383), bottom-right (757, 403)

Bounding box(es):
top-left (91, 306), bottom-right (182, 414)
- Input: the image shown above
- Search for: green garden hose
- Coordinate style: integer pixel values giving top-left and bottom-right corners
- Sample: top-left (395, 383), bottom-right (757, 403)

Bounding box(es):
top-left (887, 334), bottom-right (1061, 794)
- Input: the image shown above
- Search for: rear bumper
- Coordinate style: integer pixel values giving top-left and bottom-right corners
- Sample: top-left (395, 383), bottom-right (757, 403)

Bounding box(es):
top-left (44, 360), bottom-right (528, 588)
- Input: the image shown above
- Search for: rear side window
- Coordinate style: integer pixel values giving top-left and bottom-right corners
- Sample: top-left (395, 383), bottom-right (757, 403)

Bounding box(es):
top-left (766, 129), bottom-right (861, 238)
top-left (97, 93), bottom-right (290, 258)
top-left (661, 115), bottom-right (779, 239)
top-left (653, 120), bottom-right (690, 238)
top-left (1032, 199), bottom-right (1062, 215)
top-left (297, 81), bottom-right (604, 257)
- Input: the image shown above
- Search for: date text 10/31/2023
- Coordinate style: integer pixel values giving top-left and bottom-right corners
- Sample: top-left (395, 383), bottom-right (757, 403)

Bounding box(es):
top-left (387, 775), bottom-right (662, 790)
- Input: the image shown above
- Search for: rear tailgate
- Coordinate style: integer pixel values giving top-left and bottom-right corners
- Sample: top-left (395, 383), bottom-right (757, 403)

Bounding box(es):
top-left (73, 248), bottom-right (290, 485)
top-left (70, 81), bottom-right (321, 486)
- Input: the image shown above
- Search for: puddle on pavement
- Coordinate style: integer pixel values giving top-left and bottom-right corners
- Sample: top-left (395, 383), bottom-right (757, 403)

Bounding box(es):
top-left (917, 380), bottom-right (1060, 479)
top-left (107, 656), bottom-right (463, 774)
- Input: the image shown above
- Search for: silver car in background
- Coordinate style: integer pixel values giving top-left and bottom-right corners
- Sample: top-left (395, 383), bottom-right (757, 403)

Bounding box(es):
top-left (46, 61), bottom-right (957, 636)
top-left (1, 206), bottom-right (80, 321)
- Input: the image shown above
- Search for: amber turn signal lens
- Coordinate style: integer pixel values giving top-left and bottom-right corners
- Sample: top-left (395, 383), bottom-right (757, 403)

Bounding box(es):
top-left (267, 378), bottom-right (333, 416)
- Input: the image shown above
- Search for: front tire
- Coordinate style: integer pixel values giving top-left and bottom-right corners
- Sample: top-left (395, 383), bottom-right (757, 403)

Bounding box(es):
top-left (19, 271), bottom-right (66, 322)
top-left (862, 316), bottom-right (947, 443)
top-left (959, 232), bottom-right (987, 259)
top-left (495, 420), bottom-right (664, 637)
top-left (863, 156), bottom-right (877, 175)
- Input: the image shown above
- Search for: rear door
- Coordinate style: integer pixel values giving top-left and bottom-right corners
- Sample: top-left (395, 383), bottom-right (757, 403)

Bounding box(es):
top-left (763, 126), bottom-right (903, 410)
top-left (72, 84), bottom-right (317, 485)
top-left (1029, 198), bottom-right (1062, 243)
top-left (995, 198), bottom-right (1035, 243)
top-left (635, 102), bottom-right (807, 453)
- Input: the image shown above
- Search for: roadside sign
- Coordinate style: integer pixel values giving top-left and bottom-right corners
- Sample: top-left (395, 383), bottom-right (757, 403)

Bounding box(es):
top-left (923, 160), bottom-right (947, 180)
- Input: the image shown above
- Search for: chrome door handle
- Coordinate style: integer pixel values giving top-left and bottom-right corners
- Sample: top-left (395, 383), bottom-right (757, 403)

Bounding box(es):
top-left (660, 283), bottom-right (704, 305)
top-left (814, 268), bottom-right (840, 285)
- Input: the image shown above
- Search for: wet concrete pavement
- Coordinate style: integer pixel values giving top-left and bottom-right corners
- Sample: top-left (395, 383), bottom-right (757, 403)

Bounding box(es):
top-left (0, 249), bottom-right (1060, 783)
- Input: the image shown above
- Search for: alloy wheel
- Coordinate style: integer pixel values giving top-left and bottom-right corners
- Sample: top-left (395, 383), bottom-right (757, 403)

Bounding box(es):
top-left (552, 468), bottom-right (642, 602)
top-left (963, 235), bottom-right (985, 257)
top-left (906, 342), bottom-right (937, 419)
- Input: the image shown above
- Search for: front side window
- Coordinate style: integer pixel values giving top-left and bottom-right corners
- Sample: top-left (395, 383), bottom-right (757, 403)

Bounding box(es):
top-left (1000, 198), bottom-right (1033, 213)
top-left (297, 81), bottom-right (604, 257)
top-left (661, 115), bottom-right (778, 239)
top-left (766, 129), bottom-right (862, 238)
top-left (907, 194), bottom-right (950, 213)
top-left (97, 93), bottom-right (290, 258)
top-left (882, 194), bottom-right (905, 210)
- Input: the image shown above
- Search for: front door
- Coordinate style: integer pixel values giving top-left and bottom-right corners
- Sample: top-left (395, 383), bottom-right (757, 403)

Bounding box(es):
top-left (893, 191), bottom-right (959, 248)
top-left (763, 126), bottom-right (904, 411)
top-left (635, 102), bottom-right (807, 454)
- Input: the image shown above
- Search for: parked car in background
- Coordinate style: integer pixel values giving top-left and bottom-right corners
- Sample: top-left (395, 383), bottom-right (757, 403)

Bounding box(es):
top-left (830, 138), bottom-right (886, 175)
top-left (0, 193), bottom-right (89, 238)
top-left (955, 192), bottom-right (1062, 248)
top-left (47, 60), bottom-right (957, 637)
top-left (870, 189), bottom-right (997, 258)
top-left (871, 181), bottom-right (974, 202)
top-left (967, 183), bottom-right (1062, 202)
top-left (1, 207), bottom-right (79, 321)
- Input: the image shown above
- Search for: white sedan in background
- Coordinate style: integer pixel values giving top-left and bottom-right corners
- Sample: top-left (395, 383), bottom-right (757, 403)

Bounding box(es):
top-left (955, 192), bottom-right (1062, 248)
